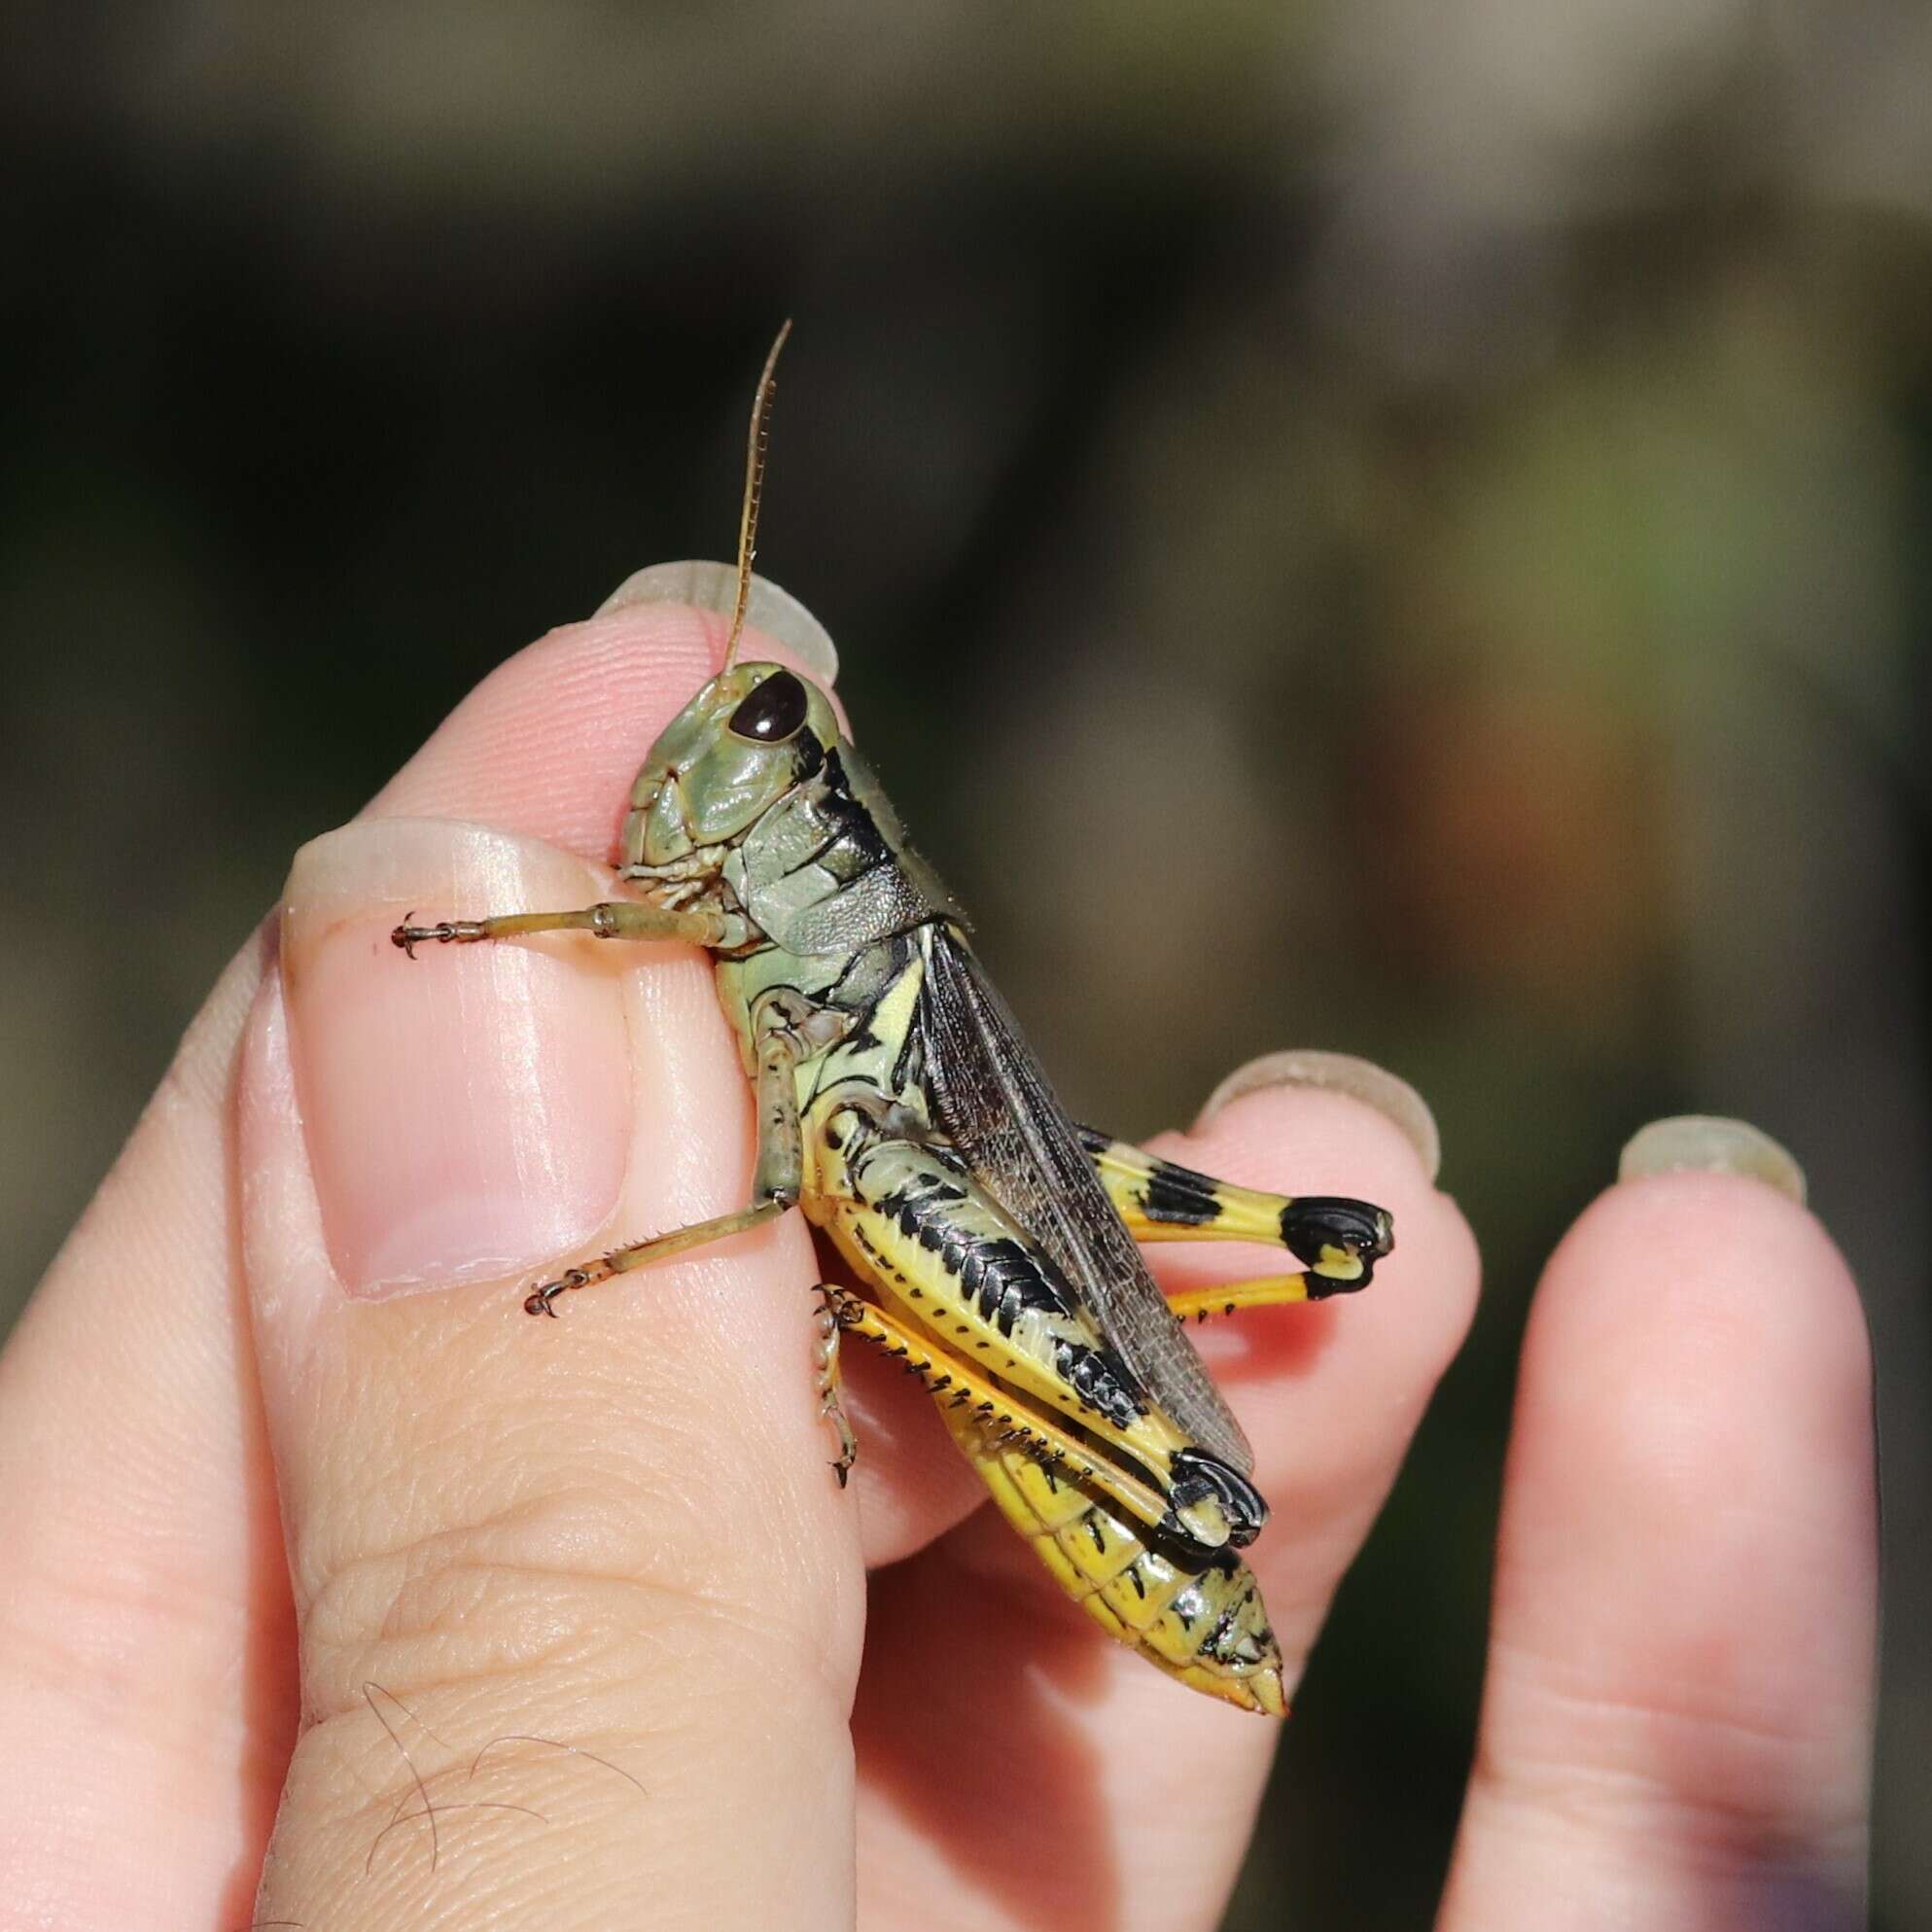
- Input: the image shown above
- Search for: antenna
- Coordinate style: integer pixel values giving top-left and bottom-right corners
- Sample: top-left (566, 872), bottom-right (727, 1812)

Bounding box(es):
top-left (722, 318), bottom-right (792, 668)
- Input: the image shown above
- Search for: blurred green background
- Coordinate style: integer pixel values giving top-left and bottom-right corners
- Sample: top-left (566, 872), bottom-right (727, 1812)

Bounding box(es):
top-left (3, 4), bottom-right (1926, 1925)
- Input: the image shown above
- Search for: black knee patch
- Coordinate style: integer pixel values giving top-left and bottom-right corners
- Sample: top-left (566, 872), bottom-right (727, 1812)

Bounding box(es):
top-left (1169, 1448), bottom-right (1270, 1548)
top-left (1280, 1197), bottom-right (1394, 1292)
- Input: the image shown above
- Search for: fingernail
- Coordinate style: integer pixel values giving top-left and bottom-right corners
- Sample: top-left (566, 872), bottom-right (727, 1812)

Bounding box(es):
top-left (1618, 1114), bottom-right (1807, 1205)
top-left (280, 819), bottom-right (633, 1297)
top-left (1199, 1049), bottom-right (1441, 1181)
top-left (595, 560), bottom-right (840, 684)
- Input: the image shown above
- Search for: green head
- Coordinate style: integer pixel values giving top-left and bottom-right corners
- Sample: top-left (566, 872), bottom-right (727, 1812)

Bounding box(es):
top-left (620, 661), bottom-right (843, 872)
top-left (618, 327), bottom-right (855, 881)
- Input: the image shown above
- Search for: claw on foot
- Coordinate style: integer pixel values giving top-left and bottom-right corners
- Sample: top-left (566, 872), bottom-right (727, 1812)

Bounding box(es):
top-left (391, 917), bottom-right (480, 957)
top-left (523, 1267), bottom-right (589, 1317)
top-left (825, 1407), bottom-right (859, 1487)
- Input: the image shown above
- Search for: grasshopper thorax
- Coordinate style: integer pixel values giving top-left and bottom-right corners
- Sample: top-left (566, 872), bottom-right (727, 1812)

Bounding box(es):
top-left (620, 660), bottom-right (842, 873)
top-left (620, 653), bottom-right (961, 957)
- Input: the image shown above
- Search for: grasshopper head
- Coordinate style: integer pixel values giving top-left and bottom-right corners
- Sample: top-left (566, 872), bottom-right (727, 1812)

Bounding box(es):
top-left (620, 661), bottom-right (841, 872)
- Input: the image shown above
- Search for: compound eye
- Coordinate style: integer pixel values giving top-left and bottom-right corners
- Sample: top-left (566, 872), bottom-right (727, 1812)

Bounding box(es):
top-left (726, 669), bottom-right (810, 743)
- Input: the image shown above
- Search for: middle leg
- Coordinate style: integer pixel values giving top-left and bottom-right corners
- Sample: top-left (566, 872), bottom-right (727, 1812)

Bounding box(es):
top-left (526, 992), bottom-right (835, 1314)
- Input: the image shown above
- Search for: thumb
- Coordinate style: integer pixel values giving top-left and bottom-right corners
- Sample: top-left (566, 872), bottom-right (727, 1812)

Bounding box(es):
top-left (242, 815), bottom-right (862, 1927)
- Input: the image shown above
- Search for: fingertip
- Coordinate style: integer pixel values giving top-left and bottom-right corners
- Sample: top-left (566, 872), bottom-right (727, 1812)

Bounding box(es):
top-left (366, 596), bottom-right (842, 858)
top-left (1530, 1170), bottom-right (1873, 1476)
top-left (1200, 1048), bottom-right (1441, 1181)
top-left (594, 561), bottom-right (840, 685)
top-left (1513, 1170), bottom-right (1879, 1705)
top-left (1509, 1166), bottom-right (1878, 1662)
top-left (1161, 1080), bottom-right (1481, 1390)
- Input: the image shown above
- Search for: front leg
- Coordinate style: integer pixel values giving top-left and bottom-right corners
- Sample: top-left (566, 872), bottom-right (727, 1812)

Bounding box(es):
top-left (393, 898), bottom-right (735, 954)
top-left (1074, 1124), bottom-right (1393, 1293)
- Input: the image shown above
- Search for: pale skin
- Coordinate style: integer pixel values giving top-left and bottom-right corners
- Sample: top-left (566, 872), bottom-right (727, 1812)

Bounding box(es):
top-left (0, 600), bottom-right (1876, 1931)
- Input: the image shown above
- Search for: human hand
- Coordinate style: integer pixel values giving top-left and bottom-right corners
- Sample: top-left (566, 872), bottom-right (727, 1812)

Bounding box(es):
top-left (0, 600), bottom-right (1875, 1930)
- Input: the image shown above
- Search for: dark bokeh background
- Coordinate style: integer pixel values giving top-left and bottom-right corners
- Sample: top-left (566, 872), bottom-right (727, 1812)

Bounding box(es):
top-left (4, 6), bottom-right (1927, 1925)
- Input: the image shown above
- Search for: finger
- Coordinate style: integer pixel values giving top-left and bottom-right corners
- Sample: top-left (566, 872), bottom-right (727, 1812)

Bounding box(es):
top-left (244, 810), bottom-right (866, 1930)
top-left (367, 599), bottom-right (848, 854)
top-left (853, 1067), bottom-right (1481, 1932)
top-left (1441, 1142), bottom-right (1877, 1931)
top-left (0, 595), bottom-right (824, 1930)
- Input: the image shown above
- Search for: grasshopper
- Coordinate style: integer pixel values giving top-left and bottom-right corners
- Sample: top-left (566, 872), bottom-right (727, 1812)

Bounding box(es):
top-left (393, 326), bottom-right (1393, 1714)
